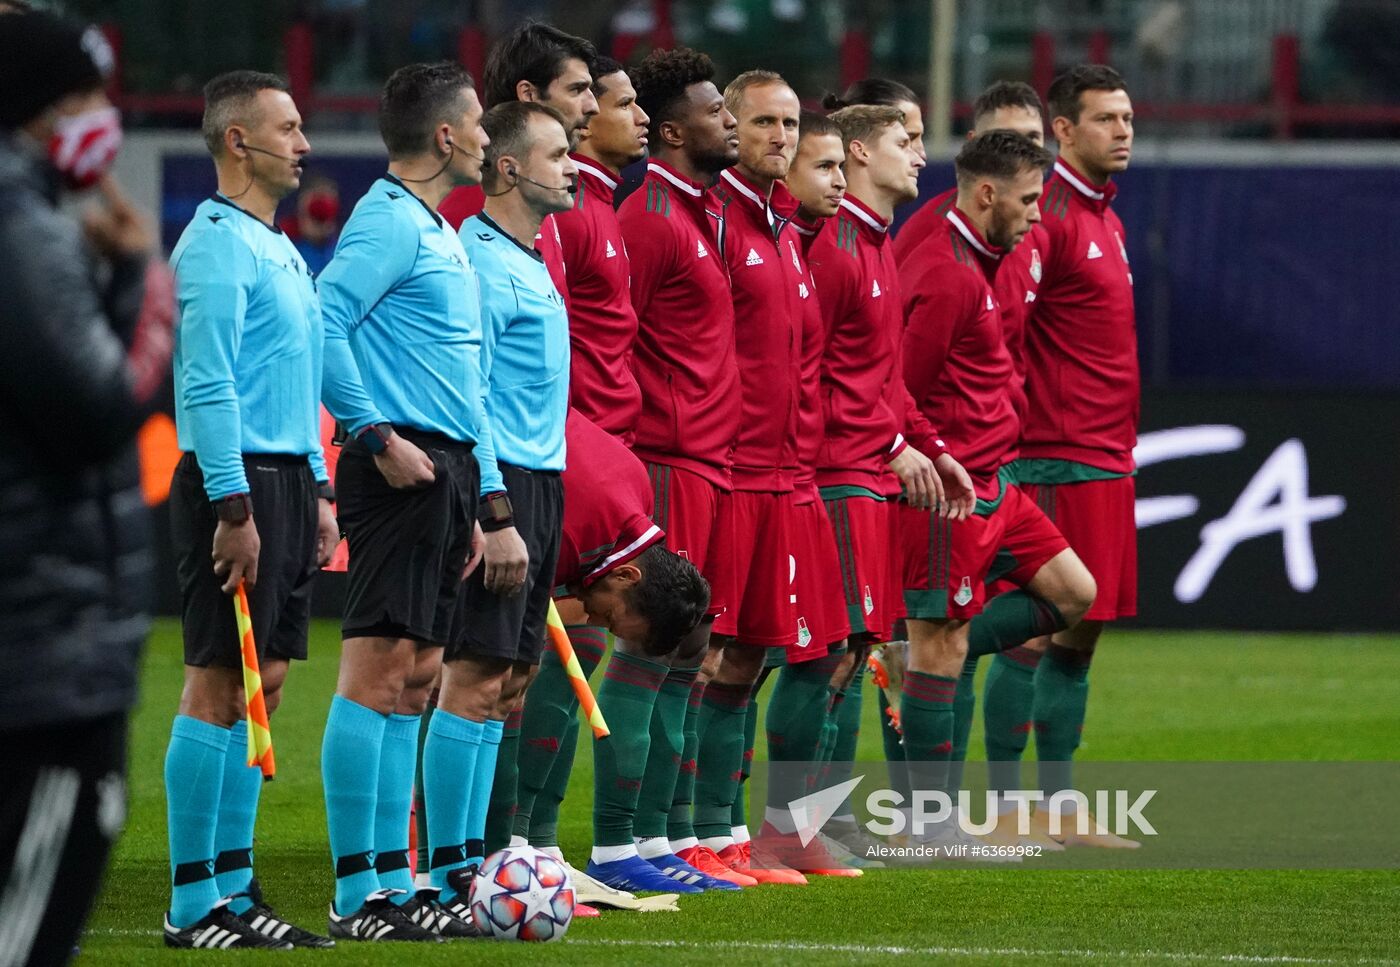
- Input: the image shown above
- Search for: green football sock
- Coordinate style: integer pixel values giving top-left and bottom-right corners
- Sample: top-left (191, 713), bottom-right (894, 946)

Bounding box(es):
top-left (983, 647), bottom-right (1040, 795)
top-left (949, 657), bottom-right (978, 791)
top-left (900, 670), bottom-right (957, 798)
top-left (1033, 645), bottom-right (1092, 799)
top-left (634, 665), bottom-right (694, 840)
top-left (692, 681), bottom-right (752, 840)
top-left (764, 653), bottom-right (841, 812)
top-left (516, 626), bottom-right (607, 842)
top-left (822, 661), bottom-right (865, 814)
top-left (526, 717), bottom-right (576, 848)
top-left (483, 707), bottom-right (521, 857)
top-left (967, 590), bottom-right (1066, 659)
top-left (666, 677), bottom-right (706, 843)
top-left (878, 687), bottom-right (912, 803)
top-left (413, 702), bottom-right (433, 873)
top-left (730, 684), bottom-right (760, 830)
top-left (592, 651), bottom-right (667, 847)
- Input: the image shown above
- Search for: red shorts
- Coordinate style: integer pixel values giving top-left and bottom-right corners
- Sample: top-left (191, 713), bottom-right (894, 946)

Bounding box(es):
top-left (787, 489), bottom-right (850, 663)
top-left (1020, 476), bottom-right (1137, 621)
top-left (646, 461), bottom-right (733, 618)
top-left (821, 488), bottom-right (903, 642)
top-left (901, 484), bottom-right (1068, 621)
top-left (710, 490), bottom-right (797, 646)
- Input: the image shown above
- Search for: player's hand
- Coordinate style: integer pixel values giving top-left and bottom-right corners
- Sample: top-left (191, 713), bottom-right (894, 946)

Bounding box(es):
top-left (82, 175), bottom-right (155, 258)
top-left (315, 498), bottom-right (340, 567)
top-left (933, 452), bottom-right (975, 521)
top-left (373, 432), bottom-right (437, 489)
top-left (888, 445), bottom-right (943, 511)
top-left (483, 526), bottom-right (529, 595)
top-left (463, 521), bottom-right (486, 581)
top-left (212, 517), bottom-right (261, 595)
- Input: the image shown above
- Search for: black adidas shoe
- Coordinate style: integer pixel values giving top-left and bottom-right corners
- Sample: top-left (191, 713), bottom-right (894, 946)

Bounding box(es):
top-left (440, 865), bottom-right (483, 930)
top-left (235, 877), bottom-right (335, 948)
top-left (327, 892), bottom-right (443, 943)
top-left (163, 900), bottom-right (292, 950)
top-left (400, 888), bottom-right (481, 938)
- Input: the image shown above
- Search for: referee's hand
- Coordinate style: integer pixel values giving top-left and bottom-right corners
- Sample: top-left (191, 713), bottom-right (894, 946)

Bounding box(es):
top-left (373, 433), bottom-right (437, 489)
top-left (483, 526), bottom-right (530, 596)
top-left (212, 518), bottom-right (260, 595)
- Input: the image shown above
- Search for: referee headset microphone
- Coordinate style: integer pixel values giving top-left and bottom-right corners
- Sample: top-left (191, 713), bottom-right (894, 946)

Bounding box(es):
top-left (508, 163), bottom-right (577, 194)
top-left (226, 133), bottom-right (305, 199)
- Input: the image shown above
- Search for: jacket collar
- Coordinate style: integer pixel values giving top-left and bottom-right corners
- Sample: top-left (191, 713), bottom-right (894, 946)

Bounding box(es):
top-left (1053, 158), bottom-right (1118, 211)
top-left (647, 158), bottom-right (706, 198)
top-left (839, 193), bottom-right (890, 245)
top-left (945, 205), bottom-right (1005, 279)
top-left (571, 153), bottom-right (619, 200)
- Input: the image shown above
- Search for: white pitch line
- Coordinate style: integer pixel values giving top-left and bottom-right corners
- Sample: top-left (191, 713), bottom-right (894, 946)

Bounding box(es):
top-left (82, 930), bottom-right (1400, 965)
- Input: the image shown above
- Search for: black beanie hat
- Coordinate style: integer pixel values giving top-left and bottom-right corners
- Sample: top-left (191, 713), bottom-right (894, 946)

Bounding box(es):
top-left (0, 12), bottom-right (111, 129)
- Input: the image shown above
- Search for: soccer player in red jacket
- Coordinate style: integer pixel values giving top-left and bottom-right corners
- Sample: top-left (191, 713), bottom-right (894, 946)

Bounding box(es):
top-left (437, 22), bottom-right (598, 299)
top-left (750, 111), bottom-right (859, 876)
top-left (897, 131), bottom-right (1097, 845)
top-left (692, 69), bottom-right (813, 884)
top-left (1010, 66), bottom-right (1142, 848)
top-left (616, 47), bottom-right (752, 888)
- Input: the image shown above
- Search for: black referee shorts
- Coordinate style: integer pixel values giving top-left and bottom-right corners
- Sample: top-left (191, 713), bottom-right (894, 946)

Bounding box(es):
top-left (337, 427), bottom-right (478, 645)
top-left (170, 452), bottom-right (318, 668)
top-left (449, 463), bottom-right (563, 665)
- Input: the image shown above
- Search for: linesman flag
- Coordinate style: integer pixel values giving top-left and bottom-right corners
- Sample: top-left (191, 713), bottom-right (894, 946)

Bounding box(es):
top-left (545, 599), bottom-right (610, 739)
top-left (235, 582), bottom-right (276, 779)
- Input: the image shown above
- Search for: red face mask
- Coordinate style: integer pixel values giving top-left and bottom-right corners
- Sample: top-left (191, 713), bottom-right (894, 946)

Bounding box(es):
top-left (48, 105), bottom-right (123, 190)
top-left (305, 192), bottom-right (340, 224)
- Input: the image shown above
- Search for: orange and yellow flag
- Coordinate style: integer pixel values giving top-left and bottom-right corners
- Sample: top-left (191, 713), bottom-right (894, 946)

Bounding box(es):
top-left (545, 599), bottom-right (609, 739)
top-left (235, 582), bottom-right (276, 779)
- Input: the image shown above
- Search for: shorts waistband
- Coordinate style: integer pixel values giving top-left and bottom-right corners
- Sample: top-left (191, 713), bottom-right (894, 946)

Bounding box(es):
top-left (391, 426), bottom-right (476, 452)
top-left (243, 453), bottom-right (313, 467)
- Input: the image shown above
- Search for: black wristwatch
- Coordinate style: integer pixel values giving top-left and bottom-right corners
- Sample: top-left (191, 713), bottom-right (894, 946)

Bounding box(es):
top-left (478, 491), bottom-right (514, 532)
top-left (317, 481), bottom-right (336, 502)
top-left (356, 422), bottom-right (394, 455)
top-left (214, 492), bottom-right (253, 523)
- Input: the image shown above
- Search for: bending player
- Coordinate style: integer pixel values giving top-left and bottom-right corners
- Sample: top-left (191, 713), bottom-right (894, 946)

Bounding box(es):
top-left (897, 131), bottom-right (1097, 848)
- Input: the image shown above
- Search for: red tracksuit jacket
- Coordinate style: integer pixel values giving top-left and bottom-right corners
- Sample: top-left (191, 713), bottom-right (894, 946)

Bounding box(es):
top-left (901, 206), bottom-right (1019, 500)
top-left (1021, 159), bottom-right (1139, 473)
top-left (707, 168), bottom-right (809, 493)
top-left (617, 160), bottom-right (740, 489)
top-left (897, 184), bottom-right (1044, 430)
top-left (553, 155), bottom-right (642, 443)
top-left (808, 194), bottom-right (948, 496)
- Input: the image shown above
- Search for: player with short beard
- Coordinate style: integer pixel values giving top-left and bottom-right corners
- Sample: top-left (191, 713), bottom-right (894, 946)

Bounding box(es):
top-left (896, 131), bottom-right (1098, 852)
top-left (614, 46), bottom-right (750, 889)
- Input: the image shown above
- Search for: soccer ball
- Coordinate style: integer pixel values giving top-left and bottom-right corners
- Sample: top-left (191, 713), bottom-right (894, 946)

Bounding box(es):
top-left (467, 846), bottom-right (575, 941)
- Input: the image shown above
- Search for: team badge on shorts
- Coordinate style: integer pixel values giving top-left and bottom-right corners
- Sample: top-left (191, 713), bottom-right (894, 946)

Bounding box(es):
top-left (953, 577), bottom-right (974, 608)
top-left (863, 585), bottom-right (875, 616)
top-left (796, 617), bottom-right (812, 649)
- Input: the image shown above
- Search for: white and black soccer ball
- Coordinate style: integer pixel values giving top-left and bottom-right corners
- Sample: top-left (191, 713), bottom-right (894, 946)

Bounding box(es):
top-left (468, 846), bottom-right (575, 941)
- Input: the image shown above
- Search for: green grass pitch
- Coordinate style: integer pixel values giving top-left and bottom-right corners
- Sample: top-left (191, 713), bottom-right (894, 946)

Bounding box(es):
top-left (80, 621), bottom-right (1400, 965)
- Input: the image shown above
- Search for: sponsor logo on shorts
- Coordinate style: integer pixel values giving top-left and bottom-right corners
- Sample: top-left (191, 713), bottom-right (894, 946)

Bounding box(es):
top-left (863, 585), bottom-right (875, 616)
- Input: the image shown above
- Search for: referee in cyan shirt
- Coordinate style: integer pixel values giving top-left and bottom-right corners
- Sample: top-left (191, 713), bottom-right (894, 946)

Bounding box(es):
top-left (317, 61), bottom-right (496, 943)
top-left (164, 71), bottom-right (337, 950)
top-left (419, 102), bottom-right (574, 926)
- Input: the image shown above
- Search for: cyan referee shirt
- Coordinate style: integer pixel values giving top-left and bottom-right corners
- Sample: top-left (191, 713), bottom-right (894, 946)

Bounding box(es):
top-left (319, 175), bottom-right (502, 493)
top-left (461, 213), bottom-right (569, 490)
top-left (170, 194), bottom-right (328, 501)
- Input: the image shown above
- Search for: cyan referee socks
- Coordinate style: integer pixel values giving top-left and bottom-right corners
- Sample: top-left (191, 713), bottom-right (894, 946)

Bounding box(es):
top-left (214, 718), bottom-right (262, 915)
top-left (423, 707), bottom-right (483, 901)
top-left (375, 713), bottom-right (420, 904)
top-left (322, 694), bottom-right (387, 916)
top-left (166, 715), bottom-right (230, 928)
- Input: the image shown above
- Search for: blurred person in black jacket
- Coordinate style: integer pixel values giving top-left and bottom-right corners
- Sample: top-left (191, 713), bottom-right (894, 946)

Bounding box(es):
top-left (0, 11), bottom-right (174, 965)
